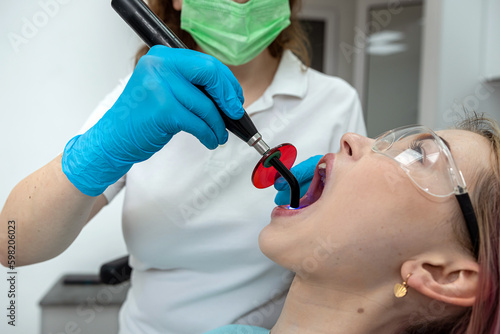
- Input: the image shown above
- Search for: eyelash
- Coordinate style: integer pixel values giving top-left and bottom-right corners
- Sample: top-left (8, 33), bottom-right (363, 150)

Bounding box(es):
top-left (409, 140), bottom-right (425, 163)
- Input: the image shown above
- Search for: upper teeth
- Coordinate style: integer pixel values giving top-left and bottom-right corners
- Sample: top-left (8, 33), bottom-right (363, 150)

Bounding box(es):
top-left (318, 163), bottom-right (326, 184)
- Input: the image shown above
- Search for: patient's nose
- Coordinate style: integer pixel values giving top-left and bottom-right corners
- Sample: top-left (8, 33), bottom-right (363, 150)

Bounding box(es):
top-left (339, 133), bottom-right (373, 161)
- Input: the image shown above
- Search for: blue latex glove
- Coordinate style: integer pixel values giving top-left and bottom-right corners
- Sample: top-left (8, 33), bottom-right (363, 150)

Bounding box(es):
top-left (62, 46), bottom-right (245, 196)
top-left (274, 155), bottom-right (323, 206)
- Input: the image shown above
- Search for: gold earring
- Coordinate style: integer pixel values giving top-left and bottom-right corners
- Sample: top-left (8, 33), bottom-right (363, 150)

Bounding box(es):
top-left (394, 274), bottom-right (412, 298)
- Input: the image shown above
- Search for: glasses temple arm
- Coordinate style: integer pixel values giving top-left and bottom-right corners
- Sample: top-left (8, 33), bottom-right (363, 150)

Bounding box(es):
top-left (455, 192), bottom-right (480, 257)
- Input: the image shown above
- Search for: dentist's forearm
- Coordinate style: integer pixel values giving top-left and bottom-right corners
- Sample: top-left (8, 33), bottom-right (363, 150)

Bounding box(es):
top-left (0, 153), bottom-right (102, 266)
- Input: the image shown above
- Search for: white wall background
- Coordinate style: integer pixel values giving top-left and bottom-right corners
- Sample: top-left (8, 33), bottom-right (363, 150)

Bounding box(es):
top-left (352, 0), bottom-right (500, 129)
top-left (0, 1), bottom-right (140, 333)
top-left (302, 0), bottom-right (358, 83)
top-left (419, 0), bottom-right (500, 128)
top-left (483, 0), bottom-right (500, 81)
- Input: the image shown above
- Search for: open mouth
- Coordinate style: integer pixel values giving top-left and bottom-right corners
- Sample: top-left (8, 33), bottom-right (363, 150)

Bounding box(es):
top-left (283, 153), bottom-right (334, 211)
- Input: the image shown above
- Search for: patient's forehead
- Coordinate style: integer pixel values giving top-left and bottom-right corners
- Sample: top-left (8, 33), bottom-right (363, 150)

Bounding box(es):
top-left (437, 129), bottom-right (491, 181)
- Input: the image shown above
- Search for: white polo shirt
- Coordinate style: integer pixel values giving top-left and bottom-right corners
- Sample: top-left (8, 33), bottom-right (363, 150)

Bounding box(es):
top-left (81, 50), bottom-right (366, 334)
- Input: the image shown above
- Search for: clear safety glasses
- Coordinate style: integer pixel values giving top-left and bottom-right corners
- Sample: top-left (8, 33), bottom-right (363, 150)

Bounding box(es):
top-left (372, 125), bottom-right (479, 257)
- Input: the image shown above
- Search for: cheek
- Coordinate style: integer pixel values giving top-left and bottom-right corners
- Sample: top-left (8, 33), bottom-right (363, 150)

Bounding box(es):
top-left (172, 0), bottom-right (183, 11)
top-left (319, 164), bottom-right (437, 252)
top-left (327, 172), bottom-right (455, 260)
top-left (330, 162), bottom-right (408, 220)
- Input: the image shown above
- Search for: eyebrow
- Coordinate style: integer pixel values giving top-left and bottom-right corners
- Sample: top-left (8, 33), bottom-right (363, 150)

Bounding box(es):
top-left (439, 136), bottom-right (452, 152)
top-left (416, 133), bottom-right (452, 152)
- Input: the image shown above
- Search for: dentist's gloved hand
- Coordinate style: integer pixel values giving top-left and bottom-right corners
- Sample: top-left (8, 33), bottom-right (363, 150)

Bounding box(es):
top-left (62, 46), bottom-right (245, 196)
top-left (274, 155), bottom-right (323, 206)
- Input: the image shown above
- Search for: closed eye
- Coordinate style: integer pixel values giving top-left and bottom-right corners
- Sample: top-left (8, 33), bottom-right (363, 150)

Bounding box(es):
top-left (409, 140), bottom-right (426, 164)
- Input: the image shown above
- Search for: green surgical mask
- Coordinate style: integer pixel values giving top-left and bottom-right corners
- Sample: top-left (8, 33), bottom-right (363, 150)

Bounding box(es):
top-left (180, 0), bottom-right (291, 66)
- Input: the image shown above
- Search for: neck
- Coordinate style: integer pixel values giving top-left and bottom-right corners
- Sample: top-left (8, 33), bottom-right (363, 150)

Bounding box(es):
top-left (226, 49), bottom-right (280, 109)
top-left (271, 276), bottom-right (408, 334)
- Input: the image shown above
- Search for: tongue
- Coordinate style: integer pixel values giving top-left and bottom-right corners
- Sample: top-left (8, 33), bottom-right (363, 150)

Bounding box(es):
top-left (296, 163), bottom-right (326, 209)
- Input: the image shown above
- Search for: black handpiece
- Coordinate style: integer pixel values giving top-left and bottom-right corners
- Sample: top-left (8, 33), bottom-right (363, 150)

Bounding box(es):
top-left (111, 0), bottom-right (301, 208)
top-left (111, 0), bottom-right (268, 154)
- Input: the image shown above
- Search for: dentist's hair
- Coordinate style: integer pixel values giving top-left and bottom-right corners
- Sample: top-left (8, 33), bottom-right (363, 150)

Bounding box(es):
top-left (135, 0), bottom-right (311, 67)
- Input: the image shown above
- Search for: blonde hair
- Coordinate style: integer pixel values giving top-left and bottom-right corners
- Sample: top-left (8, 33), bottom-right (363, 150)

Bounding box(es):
top-left (402, 113), bottom-right (500, 333)
top-left (455, 113), bottom-right (500, 333)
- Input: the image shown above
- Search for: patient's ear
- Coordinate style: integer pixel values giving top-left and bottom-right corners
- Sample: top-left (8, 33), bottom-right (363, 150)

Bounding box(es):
top-left (401, 255), bottom-right (479, 307)
top-left (172, 0), bottom-right (183, 11)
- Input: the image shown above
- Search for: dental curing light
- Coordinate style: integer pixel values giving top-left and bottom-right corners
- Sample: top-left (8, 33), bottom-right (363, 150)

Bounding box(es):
top-left (111, 0), bottom-right (300, 208)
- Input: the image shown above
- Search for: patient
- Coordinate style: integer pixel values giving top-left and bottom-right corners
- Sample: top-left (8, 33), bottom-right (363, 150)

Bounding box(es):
top-left (206, 113), bottom-right (500, 334)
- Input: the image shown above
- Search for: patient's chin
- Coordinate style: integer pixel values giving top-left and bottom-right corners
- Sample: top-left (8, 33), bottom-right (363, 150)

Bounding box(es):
top-left (257, 224), bottom-right (297, 270)
top-left (258, 225), bottom-right (283, 264)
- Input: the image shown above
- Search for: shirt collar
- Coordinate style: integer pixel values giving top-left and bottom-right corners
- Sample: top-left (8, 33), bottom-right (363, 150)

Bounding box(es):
top-left (246, 50), bottom-right (308, 114)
